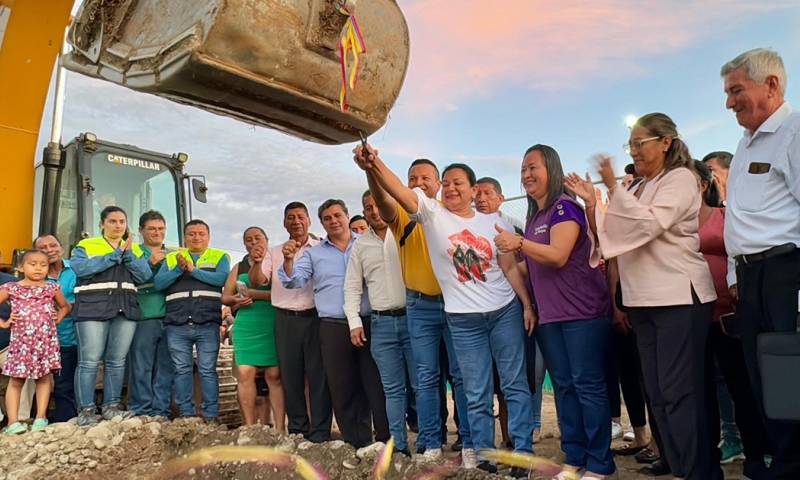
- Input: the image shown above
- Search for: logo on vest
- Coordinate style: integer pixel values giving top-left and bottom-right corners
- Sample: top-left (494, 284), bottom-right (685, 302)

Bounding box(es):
top-left (107, 154), bottom-right (161, 171)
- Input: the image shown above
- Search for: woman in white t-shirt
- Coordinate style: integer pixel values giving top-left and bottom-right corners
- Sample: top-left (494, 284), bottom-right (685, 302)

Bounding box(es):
top-left (354, 145), bottom-right (535, 476)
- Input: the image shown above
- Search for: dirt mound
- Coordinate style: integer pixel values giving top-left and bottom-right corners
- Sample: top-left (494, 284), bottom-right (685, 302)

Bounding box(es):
top-left (0, 418), bottom-right (504, 480)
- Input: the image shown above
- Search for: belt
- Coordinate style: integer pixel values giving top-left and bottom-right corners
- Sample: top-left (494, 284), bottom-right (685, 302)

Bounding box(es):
top-left (373, 308), bottom-right (407, 317)
top-left (406, 289), bottom-right (443, 303)
top-left (735, 243), bottom-right (798, 266)
top-left (74, 281), bottom-right (137, 293)
top-left (276, 307), bottom-right (317, 317)
top-left (165, 290), bottom-right (222, 302)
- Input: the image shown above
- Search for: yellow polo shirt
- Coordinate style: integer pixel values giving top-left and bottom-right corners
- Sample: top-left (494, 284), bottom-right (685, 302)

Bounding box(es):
top-left (391, 206), bottom-right (442, 296)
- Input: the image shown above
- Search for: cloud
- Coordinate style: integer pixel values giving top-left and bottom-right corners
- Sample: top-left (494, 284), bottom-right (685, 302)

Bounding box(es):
top-left (398, 0), bottom-right (797, 113)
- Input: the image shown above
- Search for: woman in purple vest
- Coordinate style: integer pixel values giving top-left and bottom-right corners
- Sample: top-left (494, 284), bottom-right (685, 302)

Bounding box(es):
top-left (495, 144), bottom-right (615, 480)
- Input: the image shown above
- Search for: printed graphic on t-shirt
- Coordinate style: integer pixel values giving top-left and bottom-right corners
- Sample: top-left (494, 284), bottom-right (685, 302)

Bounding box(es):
top-left (447, 229), bottom-right (493, 283)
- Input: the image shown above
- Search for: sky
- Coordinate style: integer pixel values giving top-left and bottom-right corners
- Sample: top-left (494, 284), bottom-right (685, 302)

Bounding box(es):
top-left (36, 0), bottom-right (800, 257)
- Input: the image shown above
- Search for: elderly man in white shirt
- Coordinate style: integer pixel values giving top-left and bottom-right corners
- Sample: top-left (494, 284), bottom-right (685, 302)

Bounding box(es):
top-left (722, 47), bottom-right (800, 478)
top-left (344, 190), bottom-right (417, 457)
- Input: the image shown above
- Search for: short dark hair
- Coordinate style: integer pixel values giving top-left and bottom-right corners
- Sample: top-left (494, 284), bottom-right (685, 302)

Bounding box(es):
top-left (184, 219), bottom-right (210, 234)
top-left (139, 210), bottom-right (166, 229)
top-left (476, 176), bottom-right (502, 195)
top-left (361, 189), bottom-right (373, 201)
top-left (624, 163), bottom-right (636, 175)
top-left (408, 158), bottom-right (440, 179)
top-left (442, 163), bottom-right (477, 186)
top-left (100, 205), bottom-right (127, 223)
top-left (349, 215), bottom-right (366, 226)
top-left (242, 226), bottom-right (267, 242)
top-left (32, 234), bottom-right (61, 248)
top-left (318, 199), bottom-right (348, 220)
top-left (283, 201), bottom-right (309, 218)
top-left (693, 160), bottom-right (722, 207)
top-left (701, 151), bottom-right (733, 169)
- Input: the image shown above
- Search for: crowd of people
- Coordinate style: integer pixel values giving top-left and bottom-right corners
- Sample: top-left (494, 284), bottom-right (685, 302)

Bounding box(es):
top-left (0, 47), bottom-right (798, 480)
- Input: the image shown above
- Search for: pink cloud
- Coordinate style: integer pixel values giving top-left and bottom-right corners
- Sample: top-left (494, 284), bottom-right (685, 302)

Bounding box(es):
top-left (396, 0), bottom-right (793, 113)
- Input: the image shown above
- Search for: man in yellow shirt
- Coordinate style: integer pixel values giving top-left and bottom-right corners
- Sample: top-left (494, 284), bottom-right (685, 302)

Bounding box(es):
top-left (361, 155), bottom-right (473, 464)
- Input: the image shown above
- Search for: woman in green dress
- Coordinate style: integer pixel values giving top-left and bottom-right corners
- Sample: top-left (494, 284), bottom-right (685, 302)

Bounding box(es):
top-left (222, 227), bottom-right (284, 429)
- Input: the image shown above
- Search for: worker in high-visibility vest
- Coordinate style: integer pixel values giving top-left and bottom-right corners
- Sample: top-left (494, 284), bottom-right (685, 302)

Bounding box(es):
top-left (70, 206), bottom-right (152, 426)
top-left (154, 219), bottom-right (230, 422)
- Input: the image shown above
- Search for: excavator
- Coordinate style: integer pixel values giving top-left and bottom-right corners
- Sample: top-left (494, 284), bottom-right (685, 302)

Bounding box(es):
top-left (1, 0), bottom-right (409, 265)
top-left (0, 0), bottom-right (409, 425)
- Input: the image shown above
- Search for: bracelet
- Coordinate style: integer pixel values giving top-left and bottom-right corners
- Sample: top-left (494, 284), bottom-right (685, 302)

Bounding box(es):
top-left (516, 236), bottom-right (524, 252)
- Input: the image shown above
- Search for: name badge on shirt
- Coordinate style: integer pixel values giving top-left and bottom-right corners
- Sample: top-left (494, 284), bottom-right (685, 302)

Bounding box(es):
top-left (748, 162), bottom-right (771, 174)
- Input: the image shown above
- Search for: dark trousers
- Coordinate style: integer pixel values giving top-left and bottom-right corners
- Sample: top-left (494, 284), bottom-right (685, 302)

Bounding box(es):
top-left (736, 248), bottom-right (800, 479)
top-left (628, 300), bottom-right (721, 480)
top-left (50, 345), bottom-right (78, 422)
top-left (319, 318), bottom-right (389, 447)
top-left (606, 329), bottom-right (648, 428)
top-left (274, 310), bottom-right (332, 442)
top-left (705, 322), bottom-right (769, 477)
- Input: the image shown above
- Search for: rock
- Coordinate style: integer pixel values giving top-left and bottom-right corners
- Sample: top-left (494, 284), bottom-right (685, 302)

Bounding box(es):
top-left (87, 460), bottom-right (98, 469)
top-left (146, 422), bottom-right (162, 436)
top-left (356, 441), bottom-right (385, 459)
top-left (52, 423), bottom-right (78, 439)
top-left (8, 466), bottom-right (41, 480)
top-left (188, 468), bottom-right (196, 475)
top-left (297, 441), bottom-right (314, 450)
top-left (110, 415), bottom-right (123, 424)
top-left (86, 425), bottom-right (113, 441)
top-left (236, 434), bottom-right (252, 446)
top-left (120, 418), bottom-right (143, 432)
top-left (58, 454), bottom-right (69, 464)
top-left (111, 434), bottom-right (124, 446)
top-left (92, 438), bottom-right (107, 450)
top-left (46, 443), bottom-right (60, 453)
top-left (328, 440), bottom-right (346, 450)
top-left (22, 451), bottom-right (37, 464)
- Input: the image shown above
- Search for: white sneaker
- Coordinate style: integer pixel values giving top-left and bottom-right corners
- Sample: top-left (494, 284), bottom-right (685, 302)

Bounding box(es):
top-left (611, 421), bottom-right (623, 440)
top-left (623, 431), bottom-right (635, 442)
top-left (461, 448), bottom-right (478, 469)
top-left (416, 447), bottom-right (443, 463)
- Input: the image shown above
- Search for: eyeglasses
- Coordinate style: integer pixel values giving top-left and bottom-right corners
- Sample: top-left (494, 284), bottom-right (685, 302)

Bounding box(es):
top-left (623, 136), bottom-right (661, 155)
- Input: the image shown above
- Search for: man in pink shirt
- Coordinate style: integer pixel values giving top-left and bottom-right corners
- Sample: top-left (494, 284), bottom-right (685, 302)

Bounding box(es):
top-left (252, 202), bottom-right (331, 442)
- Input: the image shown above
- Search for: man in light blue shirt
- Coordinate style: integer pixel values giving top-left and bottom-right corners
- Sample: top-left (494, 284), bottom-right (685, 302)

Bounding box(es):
top-left (34, 234), bottom-right (78, 422)
top-left (280, 199), bottom-right (388, 449)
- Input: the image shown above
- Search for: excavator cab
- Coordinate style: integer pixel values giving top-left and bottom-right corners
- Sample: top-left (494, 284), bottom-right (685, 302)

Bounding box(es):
top-left (62, 0), bottom-right (410, 145)
top-left (33, 133), bottom-right (206, 252)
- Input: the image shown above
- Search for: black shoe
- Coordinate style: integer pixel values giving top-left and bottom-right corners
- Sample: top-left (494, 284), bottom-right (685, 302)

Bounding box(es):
top-left (477, 461), bottom-right (498, 474)
top-left (509, 466), bottom-right (530, 478)
top-left (407, 420), bottom-right (419, 434)
top-left (638, 459), bottom-right (671, 476)
top-left (451, 436), bottom-right (463, 452)
top-left (397, 448), bottom-right (411, 457)
top-left (503, 440), bottom-right (514, 450)
top-left (416, 446), bottom-right (426, 455)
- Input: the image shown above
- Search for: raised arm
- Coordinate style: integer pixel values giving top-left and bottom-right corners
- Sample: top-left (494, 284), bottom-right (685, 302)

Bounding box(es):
top-left (354, 144), bottom-right (419, 215)
top-left (278, 247), bottom-right (313, 289)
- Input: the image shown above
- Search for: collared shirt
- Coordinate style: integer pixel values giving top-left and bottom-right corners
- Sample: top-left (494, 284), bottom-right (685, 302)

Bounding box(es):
top-left (47, 259), bottom-right (77, 347)
top-left (137, 245), bottom-right (167, 320)
top-left (266, 236), bottom-right (320, 311)
top-left (499, 210), bottom-right (525, 233)
top-left (596, 167), bottom-right (717, 307)
top-left (724, 102), bottom-right (800, 286)
top-left (390, 205), bottom-right (442, 296)
top-left (278, 235), bottom-right (369, 319)
top-left (343, 228), bottom-right (406, 330)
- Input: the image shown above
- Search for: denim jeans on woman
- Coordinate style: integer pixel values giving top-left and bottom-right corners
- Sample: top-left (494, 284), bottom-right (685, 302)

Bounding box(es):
top-left (446, 299), bottom-right (534, 454)
top-left (165, 322), bottom-right (220, 419)
top-left (75, 315), bottom-right (138, 408)
top-left (537, 317), bottom-right (616, 475)
top-left (406, 291), bottom-right (472, 451)
top-left (369, 312), bottom-right (420, 452)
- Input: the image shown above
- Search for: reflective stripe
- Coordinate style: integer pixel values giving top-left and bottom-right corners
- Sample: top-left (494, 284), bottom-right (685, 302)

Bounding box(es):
top-left (136, 282), bottom-right (155, 292)
top-left (74, 282), bottom-right (120, 293)
top-left (165, 292), bottom-right (190, 302)
top-left (165, 290), bottom-right (222, 302)
top-left (121, 282), bottom-right (137, 291)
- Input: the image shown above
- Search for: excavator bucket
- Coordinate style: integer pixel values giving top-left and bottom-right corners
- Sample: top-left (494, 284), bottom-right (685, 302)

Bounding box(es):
top-left (62, 0), bottom-right (409, 145)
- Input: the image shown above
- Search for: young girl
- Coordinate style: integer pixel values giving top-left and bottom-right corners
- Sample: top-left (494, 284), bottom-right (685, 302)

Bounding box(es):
top-left (0, 249), bottom-right (71, 434)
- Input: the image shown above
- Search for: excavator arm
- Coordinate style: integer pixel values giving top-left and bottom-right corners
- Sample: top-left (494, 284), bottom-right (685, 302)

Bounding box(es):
top-left (0, 0), bottom-right (72, 266)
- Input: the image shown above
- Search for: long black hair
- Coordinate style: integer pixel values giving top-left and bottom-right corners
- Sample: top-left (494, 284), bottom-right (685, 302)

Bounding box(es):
top-left (524, 144), bottom-right (572, 222)
top-left (693, 160), bottom-right (722, 207)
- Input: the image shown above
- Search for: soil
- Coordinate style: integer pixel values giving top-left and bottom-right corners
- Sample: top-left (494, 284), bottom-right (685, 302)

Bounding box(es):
top-left (0, 395), bottom-right (746, 480)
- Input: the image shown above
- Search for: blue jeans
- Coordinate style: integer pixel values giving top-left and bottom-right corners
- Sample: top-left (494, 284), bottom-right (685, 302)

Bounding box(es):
top-left (447, 300), bottom-right (534, 453)
top-left (165, 322), bottom-right (220, 418)
top-left (127, 318), bottom-right (174, 416)
top-left (406, 291), bottom-right (472, 450)
top-left (537, 317), bottom-right (615, 475)
top-left (530, 334), bottom-right (545, 430)
top-left (75, 315), bottom-right (138, 408)
top-left (370, 313), bottom-right (419, 452)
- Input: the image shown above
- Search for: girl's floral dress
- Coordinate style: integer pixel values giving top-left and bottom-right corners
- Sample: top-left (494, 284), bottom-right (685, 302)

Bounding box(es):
top-left (1, 282), bottom-right (61, 379)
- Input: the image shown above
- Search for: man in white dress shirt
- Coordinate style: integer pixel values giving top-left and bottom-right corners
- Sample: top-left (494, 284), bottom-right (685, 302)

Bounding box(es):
top-left (722, 47), bottom-right (800, 479)
top-left (344, 190), bottom-right (418, 457)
